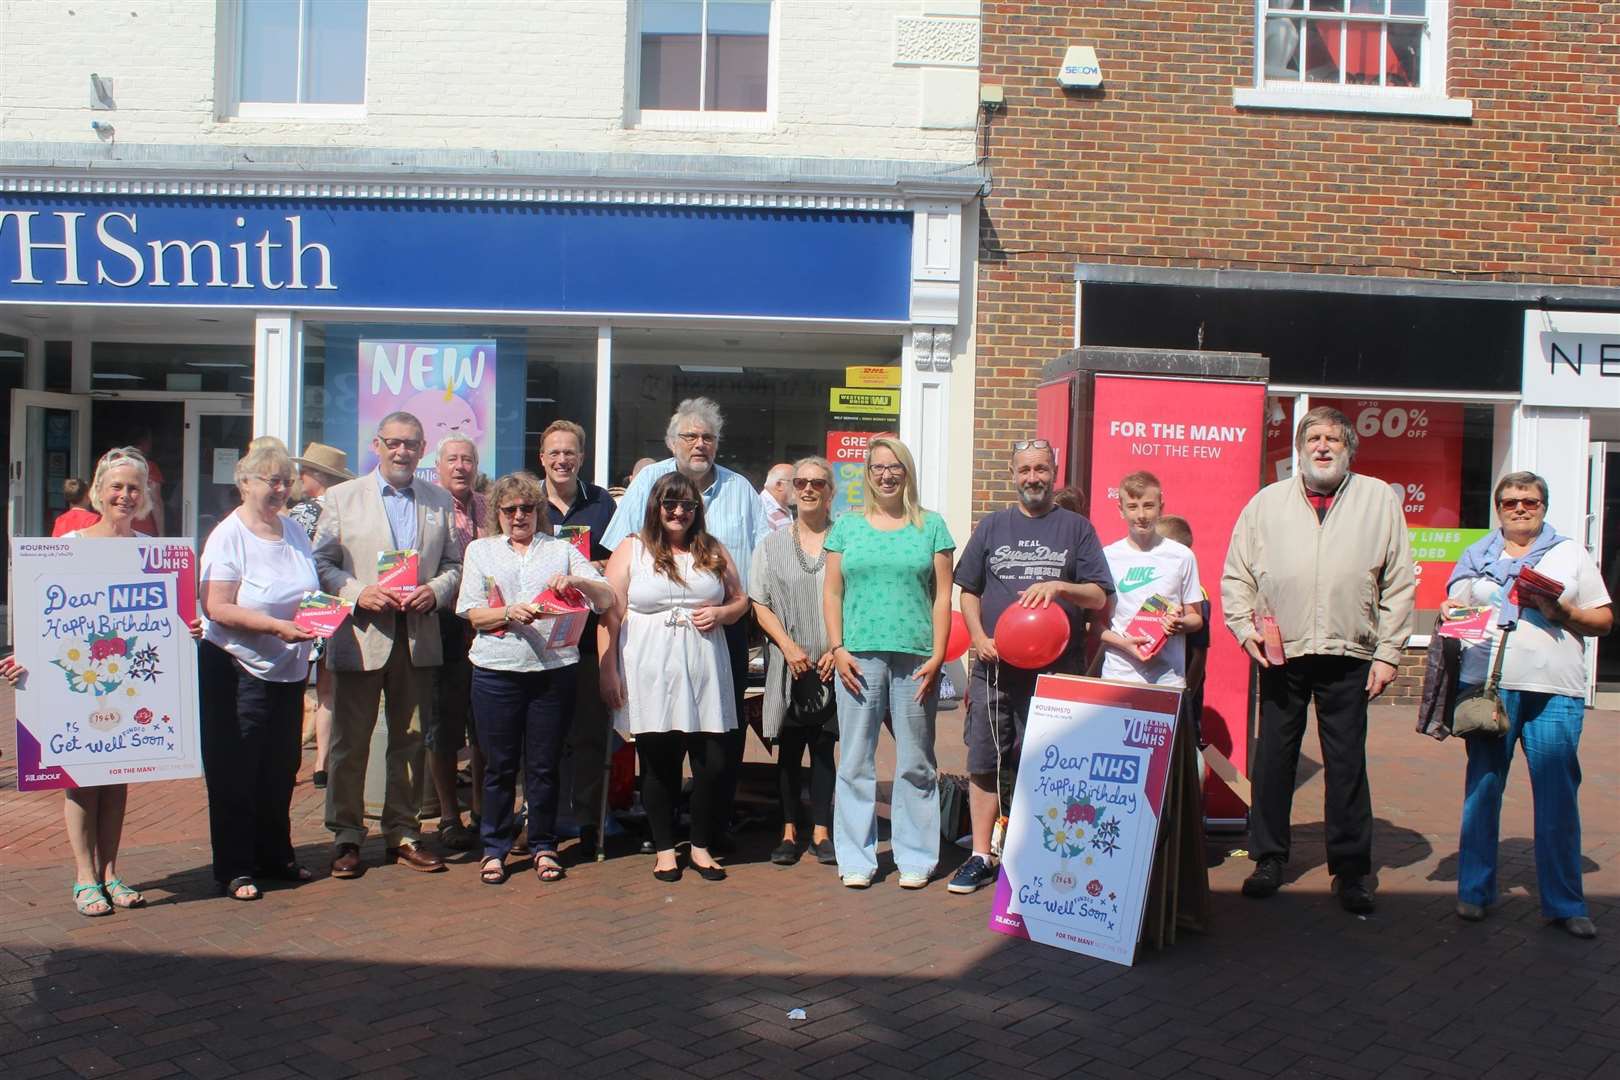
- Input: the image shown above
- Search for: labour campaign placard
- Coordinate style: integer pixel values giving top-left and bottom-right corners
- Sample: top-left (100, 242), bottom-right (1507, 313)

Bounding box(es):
top-left (989, 674), bottom-right (1181, 966)
top-left (9, 538), bottom-right (201, 791)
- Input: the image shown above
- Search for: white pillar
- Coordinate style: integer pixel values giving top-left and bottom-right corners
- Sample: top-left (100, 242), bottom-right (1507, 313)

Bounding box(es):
top-left (23, 337), bottom-right (44, 389)
top-left (1512, 404), bottom-right (1590, 542)
top-left (69, 336), bottom-right (91, 394)
top-left (594, 325), bottom-right (612, 488)
top-left (905, 198), bottom-right (965, 516)
top-left (253, 311), bottom-right (303, 445)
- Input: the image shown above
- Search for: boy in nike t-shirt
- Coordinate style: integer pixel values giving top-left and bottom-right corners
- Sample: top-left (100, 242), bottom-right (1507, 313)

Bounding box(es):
top-left (1099, 471), bottom-right (1204, 687)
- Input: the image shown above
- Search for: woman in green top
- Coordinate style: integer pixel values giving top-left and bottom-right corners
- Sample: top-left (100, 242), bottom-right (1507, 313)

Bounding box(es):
top-left (822, 436), bottom-right (954, 889)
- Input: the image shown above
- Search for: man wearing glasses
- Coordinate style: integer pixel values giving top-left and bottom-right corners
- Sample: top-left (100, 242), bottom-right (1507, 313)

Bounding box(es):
top-left (1222, 406), bottom-right (1414, 915)
top-left (602, 397), bottom-right (767, 849)
top-left (314, 411), bottom-right (464, 879)
top-left (537, 419), bottom-right (620, 858)
top-left (948, 439), bottom-right (1114, 895)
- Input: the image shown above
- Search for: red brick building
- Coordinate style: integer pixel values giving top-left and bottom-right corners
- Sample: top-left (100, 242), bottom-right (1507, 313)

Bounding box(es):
top-left (974, 1), bottom-right (1620, 696)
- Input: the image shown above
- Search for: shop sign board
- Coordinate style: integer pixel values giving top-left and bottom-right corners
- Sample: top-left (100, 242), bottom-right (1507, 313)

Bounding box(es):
top-left (1522, 310), bottom-right (1620, 409)
top-left (989, 674), bottom-right (1181, 966)
top-left (1410, 527), bottom-right (1492, 610)
top-left (1088, 375), bottom-right (1265, 820)
top-left (357, 339), bottom-right (497, 482)
top-left (827, 430), bottom-right (873, 517)
top-left (1312, 398), bottom-right (1464, 527)
top-left (9, 538), bottom-right (201, 791)
top-left (828, 387), bottom-right (899, 417)
top-left (844, 365), bottom-right (901, 388)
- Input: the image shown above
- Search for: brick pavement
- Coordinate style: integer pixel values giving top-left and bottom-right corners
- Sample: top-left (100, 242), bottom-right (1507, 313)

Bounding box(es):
top-left (1, 682), bottom-right (1616, 1080)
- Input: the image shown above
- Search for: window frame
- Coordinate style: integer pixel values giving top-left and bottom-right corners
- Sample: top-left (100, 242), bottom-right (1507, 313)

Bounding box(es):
top-left (1233, 0), bottom-right (1472, 119)
top-left (217, 0), bottom-right (369, 122)
top-left (626, 0), bottom-right (778, 131)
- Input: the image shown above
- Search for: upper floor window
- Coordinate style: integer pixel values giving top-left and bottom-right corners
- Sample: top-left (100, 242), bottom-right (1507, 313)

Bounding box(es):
top-left (1237, 0), bottom-right (1471, 118)
top-left (638, 0), bottom-right (770, 113)
top-left (226, 0), bottom-right (368, 117)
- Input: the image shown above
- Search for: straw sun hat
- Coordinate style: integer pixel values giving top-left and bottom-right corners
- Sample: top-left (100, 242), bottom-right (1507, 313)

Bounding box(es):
top-left (291, 442), bottom-right (355, 483)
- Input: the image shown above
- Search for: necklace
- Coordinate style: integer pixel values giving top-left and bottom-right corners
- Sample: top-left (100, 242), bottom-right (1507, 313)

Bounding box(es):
top-left (792, 521), bottom-right (828, 575)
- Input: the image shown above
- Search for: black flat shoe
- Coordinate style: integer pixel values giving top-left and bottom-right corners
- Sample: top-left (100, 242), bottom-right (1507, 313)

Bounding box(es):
top-left (691, 861), bottom-right (727, 882)
top-left (311, 770), bottom-right (327, 789)
top-left (810, 838), bottom-right (837, 865)
top-left (653, 865), bottom-right (683, 883)
top-left (770, 839), bottom-right (802, 866)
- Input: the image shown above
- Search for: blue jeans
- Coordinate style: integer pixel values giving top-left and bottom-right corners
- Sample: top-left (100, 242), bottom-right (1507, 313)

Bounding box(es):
top-left (834, 652), bottom-right (940, 880)
top-left (1458, 689), bottom-right (1586, 918)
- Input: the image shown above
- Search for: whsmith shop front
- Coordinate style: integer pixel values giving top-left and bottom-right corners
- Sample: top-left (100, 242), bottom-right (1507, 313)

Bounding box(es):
top-left (0, 155), bottom-right (981, 603)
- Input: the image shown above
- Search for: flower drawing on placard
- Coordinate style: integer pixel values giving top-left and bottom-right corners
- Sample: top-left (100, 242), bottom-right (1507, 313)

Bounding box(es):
top-left (1039, 794), bottom-right (1117, 869)
top-left (1091, 817), bottom-right (1123, 857)
top-left (51, 631), bottom-right (148, 698)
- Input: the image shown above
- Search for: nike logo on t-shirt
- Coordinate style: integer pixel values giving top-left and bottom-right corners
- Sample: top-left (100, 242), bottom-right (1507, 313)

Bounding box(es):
top-left (1117, 566), bottom-right (1159, 593)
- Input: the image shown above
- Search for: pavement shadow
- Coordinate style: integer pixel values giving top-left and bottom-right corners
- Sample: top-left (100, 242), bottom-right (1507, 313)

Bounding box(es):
top-left (1427, 837), bottom-right (1602, 884)
top-left (1204, 817), bottom-right (1433, 884)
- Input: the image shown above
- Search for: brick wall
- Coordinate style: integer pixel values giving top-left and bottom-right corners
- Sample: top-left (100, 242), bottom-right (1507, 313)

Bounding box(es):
top-left (974, 0), bottom-right (1620, 517)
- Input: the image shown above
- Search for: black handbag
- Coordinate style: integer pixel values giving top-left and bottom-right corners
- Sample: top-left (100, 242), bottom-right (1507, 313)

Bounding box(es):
top-left (785, 670), bottom-right (837, 728)
top-left (1450, 625), bottom-right (1511, 739)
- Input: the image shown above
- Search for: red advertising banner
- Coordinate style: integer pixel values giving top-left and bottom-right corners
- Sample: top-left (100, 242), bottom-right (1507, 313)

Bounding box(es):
top-left (1088, 376), bottom-right (1266, 820)
top-left (1036, 380), bottom-right (1072, 486)
top-left (1312, 398), bottom-right (1463, 527)
top-left (827, 430), bottom-right (872, 517)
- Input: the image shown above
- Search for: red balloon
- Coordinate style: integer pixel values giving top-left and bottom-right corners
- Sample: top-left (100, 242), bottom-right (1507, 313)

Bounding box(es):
top-left (945, 611), bottom-right (971, 662)
top-left (994, 603), bottom-right (1071, 670)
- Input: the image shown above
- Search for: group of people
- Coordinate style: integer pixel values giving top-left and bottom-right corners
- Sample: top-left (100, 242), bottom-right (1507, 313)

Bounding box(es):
top-left (1, 402), bottom-right (1602, 940)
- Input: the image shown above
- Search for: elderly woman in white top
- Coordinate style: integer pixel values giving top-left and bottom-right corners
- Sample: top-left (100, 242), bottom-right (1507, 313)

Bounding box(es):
top-left (198, 439), bottom-right (319, 901)
top-left (457, 472), bottom-right (614, 886)
top-left (0, 447), bottom-right (201, 916)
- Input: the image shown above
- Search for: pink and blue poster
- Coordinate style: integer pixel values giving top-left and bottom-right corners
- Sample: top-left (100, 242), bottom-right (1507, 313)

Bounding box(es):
top-left (357, 339), bottom-right (497, 482)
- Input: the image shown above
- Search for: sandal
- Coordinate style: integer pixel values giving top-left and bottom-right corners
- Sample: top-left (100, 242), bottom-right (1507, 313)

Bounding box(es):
top-left (533, 852), bottom-right (565, 883)
top-left (479, 856), bottom-right (508, 885)
top-left (72, 882), bottom-right (113, 917)
top-left (101, 877), bottom-right (145, 909)
top-left (221, 876), bottom-right (261, 901)
top-left (255, 862), bottom-right (314, 883)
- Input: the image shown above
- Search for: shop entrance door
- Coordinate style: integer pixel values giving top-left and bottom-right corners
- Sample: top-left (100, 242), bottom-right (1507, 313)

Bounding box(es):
top-left (8, 391), bottom-right (92, 539)
top-left (184, 401), bottom-right (254, 546)
top-left (1593, 445), bottom-right (1620, 703)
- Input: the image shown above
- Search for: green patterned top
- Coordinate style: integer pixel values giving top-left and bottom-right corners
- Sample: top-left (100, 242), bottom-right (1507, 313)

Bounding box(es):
top-left (826, 510), bottom-right (955, 656)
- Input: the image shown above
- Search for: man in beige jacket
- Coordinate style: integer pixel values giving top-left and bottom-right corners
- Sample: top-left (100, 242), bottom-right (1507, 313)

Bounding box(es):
top-left (1222, 405), bottom-right (1414, 914)
top-left (314, 411), bottom-right (463, 879)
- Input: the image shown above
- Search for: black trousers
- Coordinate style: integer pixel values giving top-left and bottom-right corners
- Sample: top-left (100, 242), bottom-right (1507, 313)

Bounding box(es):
top-left (777, 723), bottom-right (837, 829)
top-left (471, 665), bottom-right (577, 860)
top-left (712, 618), bottom-right (752, 829)
top-left (1251, 654), bottom-right (1374, 878)
top-left (199, 640), bottom-right (305, 885)
top-left (641, 731), bottom-right (727, 852)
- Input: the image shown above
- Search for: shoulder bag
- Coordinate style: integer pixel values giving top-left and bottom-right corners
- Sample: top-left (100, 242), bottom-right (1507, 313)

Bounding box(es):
top-left (1448, 626), bottom-right (1511, 739)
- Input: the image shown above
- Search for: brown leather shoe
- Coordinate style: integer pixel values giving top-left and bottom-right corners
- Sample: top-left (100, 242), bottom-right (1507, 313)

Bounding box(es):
top-left (385, 842), bottom-right (446, 873)
top-left (330, 843), bottom-right (363, 879)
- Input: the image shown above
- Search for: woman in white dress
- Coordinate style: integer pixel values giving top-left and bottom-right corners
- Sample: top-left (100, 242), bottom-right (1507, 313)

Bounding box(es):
top-left (598, 472), bottom-right (748, 882)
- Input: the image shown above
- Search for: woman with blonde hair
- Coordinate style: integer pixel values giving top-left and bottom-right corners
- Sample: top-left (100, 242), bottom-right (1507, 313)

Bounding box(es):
top-left (1, 447), bottom-right (201, 915)
top-left (822, 436), bottom-right (954, 889)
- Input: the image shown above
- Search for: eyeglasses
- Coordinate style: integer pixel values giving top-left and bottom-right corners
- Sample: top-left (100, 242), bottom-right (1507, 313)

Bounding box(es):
top-left (252, 475), bottom-right (292, 490)
top-left (791, 477), bottom-right (830, 491)
top-left (499, 503), bottom-right (537, 517)
top-left (661, 498), bottom-right (699, 515)
top-left (870, 464), bottom-right (907, 478)
top-left (1497, 497), bottom-right (1544, 511)
top-left (379, 437), bottom-right (424, 452)
top-left (1012, 439), bottom-right (1053, 452)
top-left (675, 432), bottom-right (717, 446)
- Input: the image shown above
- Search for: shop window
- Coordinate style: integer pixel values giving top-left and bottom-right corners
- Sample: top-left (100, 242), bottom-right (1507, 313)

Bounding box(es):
top-left (1267, 394), bottom-right (1506, 622)
top-left (302, 323), bottom-right (594, 485)
top-left (1236, 1), bottom-right (1471, 118)
top-left (608, 327), bottom-right (899, 506)
top-left (93, 342), bottom-right (254, 394)
top-left (224, 0), bottom-right (368, 117)
top-left (636, 0), bottom-right (771, 119)
top-left (0, 335), bottom-right (24, 602)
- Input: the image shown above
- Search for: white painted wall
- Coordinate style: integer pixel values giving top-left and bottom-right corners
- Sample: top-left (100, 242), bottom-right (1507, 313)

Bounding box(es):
top-left (0, 0), bottom-right (979, 161)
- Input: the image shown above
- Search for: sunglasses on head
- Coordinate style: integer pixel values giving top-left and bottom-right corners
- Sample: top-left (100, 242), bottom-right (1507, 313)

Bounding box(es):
top-left (791, 477), bottom-right (830, 491)
top-left (661, 498), bottom-right (699, 514)
top-left (499, 503), bottom-right (537, 517)
top-left (1012, 439), bottom-right (1053, 452)
top-left (1497, 497), bottom-right (1544, 511)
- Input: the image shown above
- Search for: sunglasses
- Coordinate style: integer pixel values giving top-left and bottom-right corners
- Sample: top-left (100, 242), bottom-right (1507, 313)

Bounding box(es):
top-left (791, 477), bottom-right (830, 491)
top-left (499, 503), bottom-right (537, 517)
top-left (1012, 439), bottom-right (1053, 452)
top-left (1497, 497), bottom-right (1544, 511)
top-left (661, 498), bottom-right (699, 515)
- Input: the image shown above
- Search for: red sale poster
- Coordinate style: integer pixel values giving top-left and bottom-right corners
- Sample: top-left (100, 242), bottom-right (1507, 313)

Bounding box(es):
top-left (1088, 376), bottom-right (1266, 821)
top-left (1312, 398), bottom-right (1463, 527)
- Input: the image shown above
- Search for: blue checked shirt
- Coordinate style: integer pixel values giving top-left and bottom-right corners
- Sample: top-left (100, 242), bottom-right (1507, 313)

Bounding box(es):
top-left (600, 459), bottom-right (767, 591)
top-left (376, 471), bottom-right (418, 551)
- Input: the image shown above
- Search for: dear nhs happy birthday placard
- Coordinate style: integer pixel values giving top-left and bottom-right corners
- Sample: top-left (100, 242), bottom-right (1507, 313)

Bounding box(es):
top-left (989, 675), bottom-right (1181, 966)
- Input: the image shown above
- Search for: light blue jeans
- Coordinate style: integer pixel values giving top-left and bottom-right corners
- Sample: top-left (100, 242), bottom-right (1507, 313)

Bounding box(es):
top-left (1458, 689), bottom-right (1586, 919)
top-left (833, 651), bottom-right (941, 880)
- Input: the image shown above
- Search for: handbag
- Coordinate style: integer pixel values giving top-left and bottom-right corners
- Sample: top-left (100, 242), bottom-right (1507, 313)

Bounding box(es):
top-left (1449, 625), bottom-right (1511, 739)
top-left (785, 669), bottom-right (837, 728)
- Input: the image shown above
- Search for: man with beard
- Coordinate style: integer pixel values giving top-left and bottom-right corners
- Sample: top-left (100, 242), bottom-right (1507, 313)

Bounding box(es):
top-left (947, 440), bottom-right (1113, 895)
top-left (1222, 406), bottom-right (1414, 914)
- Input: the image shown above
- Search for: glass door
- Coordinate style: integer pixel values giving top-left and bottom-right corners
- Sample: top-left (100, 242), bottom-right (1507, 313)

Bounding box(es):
top-left (9, 390), bottom-right (91, 539)
top-left (184, 403), bottom-right (254, 546)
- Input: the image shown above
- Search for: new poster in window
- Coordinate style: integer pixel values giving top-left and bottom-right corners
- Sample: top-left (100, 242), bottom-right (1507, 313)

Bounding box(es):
top-left (357, 339), bottom-right (497, 482)
top-left (9, 538), bottom-right (200, 791)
